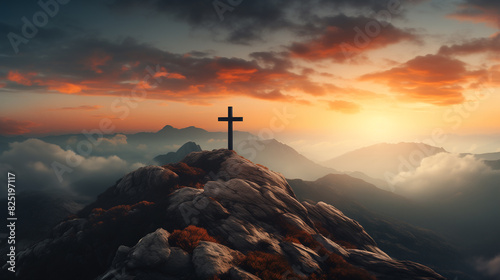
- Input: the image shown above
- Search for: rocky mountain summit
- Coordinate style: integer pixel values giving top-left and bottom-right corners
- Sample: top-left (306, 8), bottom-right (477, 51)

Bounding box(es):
top-left (7, 149), bottom-right (446, 280)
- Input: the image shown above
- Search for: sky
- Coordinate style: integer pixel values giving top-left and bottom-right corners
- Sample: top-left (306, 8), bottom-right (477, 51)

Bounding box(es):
top-left (0, 0), bottom-right (499, 159)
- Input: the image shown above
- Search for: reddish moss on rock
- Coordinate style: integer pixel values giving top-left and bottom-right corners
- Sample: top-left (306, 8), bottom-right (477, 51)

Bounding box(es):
top-left (89, 201), bottom-right (155, 226)
top-left (241, 251), bottom-right (295, 280)
top-left (168, 225), bottom-right (218, 253)
top-left (164, 162), bottom-right (206, 189)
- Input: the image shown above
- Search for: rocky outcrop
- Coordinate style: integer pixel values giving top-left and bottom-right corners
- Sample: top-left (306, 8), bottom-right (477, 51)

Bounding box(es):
top-left (7, 149), bottom-right (447, 280)
top-left (192, 241), bottom-right (243, 278)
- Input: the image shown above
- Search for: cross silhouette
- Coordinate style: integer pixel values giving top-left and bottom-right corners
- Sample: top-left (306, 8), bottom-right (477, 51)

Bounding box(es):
top-left (218, 106), bottom-right (243, 150)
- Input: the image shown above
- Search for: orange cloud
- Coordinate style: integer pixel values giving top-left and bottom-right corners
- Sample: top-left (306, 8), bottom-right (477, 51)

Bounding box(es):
top-left (360, 54), bottom-right (483, 106)
top-left (7, 71), bottom-right (37, 86)
top-left (49, 105), bottom-right (103, 111)
top-left (153, 70), bottom-right (186, 80)
top-left (166, 73), bottom-right (186, 79)
top-left (328, 100), bottom-right (361, 114)
top-left (217, 68), bottom-right (258, 83)
top-left (86, 51), bottom-right (112, 74)
top-left (0, 39), bottom-right (357, 105)
top-left (5, 71), bottom-right (85, 94)
top-left (0, 117), bottom-right (38, 135)
top-left (48, 83), bottom-right (85, 94)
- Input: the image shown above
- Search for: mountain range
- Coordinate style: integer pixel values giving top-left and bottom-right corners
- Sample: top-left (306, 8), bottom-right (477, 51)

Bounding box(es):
top-left (288, 175), bottom-right (476, 279)
top-left (2, 126), bottom-right (499, 279)
top-left (323, 142), bottom-right (447, 182)
top-left (5, 150), bottom-right (446, 280)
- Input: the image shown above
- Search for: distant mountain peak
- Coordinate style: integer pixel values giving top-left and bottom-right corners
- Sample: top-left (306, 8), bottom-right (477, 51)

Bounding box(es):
top-left (157, 125), bottom-right (207, 134)
top-left (153, 141), bottom-right (202, 165)
top-left (180, 126), bottom-right (207, 132)
top-left (158, 124), bottom-right (176, 133)
top-left (324, 142), bottom-right (448, 181)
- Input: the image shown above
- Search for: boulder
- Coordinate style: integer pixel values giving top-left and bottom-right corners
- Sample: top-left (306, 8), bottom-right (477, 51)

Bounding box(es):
top-left (192, 241), bottom-right (243, 278)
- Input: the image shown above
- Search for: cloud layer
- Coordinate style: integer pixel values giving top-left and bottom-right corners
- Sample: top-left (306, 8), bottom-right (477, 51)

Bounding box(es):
top-left (393, 152), bottom-right (500, 201)
top-left (0, 139), bottom-right (143, 199)
top-left (476, 254), bottom-right (500, 278)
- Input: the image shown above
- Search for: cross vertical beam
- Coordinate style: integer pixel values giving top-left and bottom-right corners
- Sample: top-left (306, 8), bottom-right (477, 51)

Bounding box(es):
top-left (218, 106), bottom-right (243, 150)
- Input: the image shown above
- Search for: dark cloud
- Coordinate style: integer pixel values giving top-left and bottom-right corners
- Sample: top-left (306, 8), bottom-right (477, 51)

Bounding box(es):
top-left (107, 0), bottom-right (422, 45)
top-left (0, 117), bottom-right (38, 135)
top-left (359, 54), bottom-right (485, 105)
top-left (450, 0), bottom-right (500, 27)
top-left (0, 0), bottom-right (423, 105)
top-left (288, 14), bottom-right (419, 62)
top-left (438, 32), bottom-right (500, 56)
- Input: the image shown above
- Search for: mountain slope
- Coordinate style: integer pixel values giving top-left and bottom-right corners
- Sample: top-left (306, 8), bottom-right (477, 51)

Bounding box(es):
top-left (324, 142), bottom-right (447, 180)
top-left (484, 159), bottom-right (500, 170)
top-left (0, 191), bottom-right (83, 252)
top-left (10, 150), bottom-right (445, 280)
top-left (472, 152), bottom-right (500, 161)
top-left (153, 141), bottom-right (202, 165)
top-left (288, 176), bottom-right (476, 280)
top-left (236, 139), bottom-right (339, 180)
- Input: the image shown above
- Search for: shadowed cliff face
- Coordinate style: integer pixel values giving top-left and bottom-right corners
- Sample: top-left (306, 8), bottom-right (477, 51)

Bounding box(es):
top-left (7, 149), bottom-right (445, 280)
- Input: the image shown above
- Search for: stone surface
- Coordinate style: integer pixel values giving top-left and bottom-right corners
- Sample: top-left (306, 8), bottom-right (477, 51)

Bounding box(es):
top-left (228, 266), bottom-right (261, 280)
top-left (126, 228), bottom-right (171, 269)
top-left (192, 241), bottom-right (243, 278)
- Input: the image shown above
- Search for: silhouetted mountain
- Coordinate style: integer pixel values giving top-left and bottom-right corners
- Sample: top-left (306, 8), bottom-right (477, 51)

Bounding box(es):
top-left (153, 141), bottom-right (202, 165)
top-left (0, 191), bottom-right (83, 253)
top-left (324, 142), bottom-right (447, 182)
top-left (288, 175), bottom-right (476, 280)
top-left (484, 159), bottom-right (500, 170)
top-left (31, 125), bottom-right (252, 163)
top-left (9, 150), bottom-right (445, 280)
top-left (471, 152), bottom-right (500, 161)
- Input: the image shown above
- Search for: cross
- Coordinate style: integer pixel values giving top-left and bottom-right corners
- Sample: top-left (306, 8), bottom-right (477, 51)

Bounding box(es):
top-left (218, 106), bottom-right (243, 150)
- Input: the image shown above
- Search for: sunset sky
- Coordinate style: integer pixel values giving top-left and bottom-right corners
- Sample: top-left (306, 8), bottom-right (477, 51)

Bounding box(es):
top-left (1, 0), bottom-right (499, 159)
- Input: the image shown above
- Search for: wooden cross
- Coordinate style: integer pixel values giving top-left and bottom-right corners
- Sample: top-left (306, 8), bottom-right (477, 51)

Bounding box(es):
top-left (218, 106), bottom-right (243, 150)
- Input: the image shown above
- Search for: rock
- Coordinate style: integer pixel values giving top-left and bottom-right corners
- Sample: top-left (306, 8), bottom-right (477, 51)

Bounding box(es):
top-left (347, 249), bottom-right (446, 280)
top-left (115, 166), bottom-right (179, 197)
top-left (229, 266), bottom-right (261, 280)
top-left (280, 242), bottom-right (322, 275)
top-left (281, 213), bottom-right (316, 234)
top-left (126, 228), bottom-right (171, 269)
top-left (192, 241), bottom-right (243, 278)
top-left (303, 201), bottom-right (379, 253)
top-left (111, 245), bottom-right (130, 267)
top-left (162, 247), bottom-right (191, 276)
top-left (312, 234), bottom-right (349, 258)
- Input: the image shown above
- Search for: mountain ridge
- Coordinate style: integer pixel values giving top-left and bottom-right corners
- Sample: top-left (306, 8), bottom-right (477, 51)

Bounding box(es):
top-left (324, 142), bottom-right (448, 180)
top-left (8, 149), bottom-right (446, 280)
